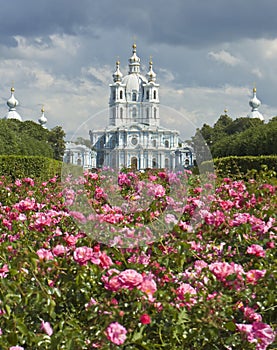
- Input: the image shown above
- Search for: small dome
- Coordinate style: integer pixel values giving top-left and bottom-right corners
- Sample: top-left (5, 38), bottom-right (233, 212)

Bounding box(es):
top-left (7, 87), bottom-right (19, 110)
top-left (112, 60), bottom-right (123, 82)
top-left (247, 87), bottom-right (264, 121)
top-left (249, 87), bottom-right (261, 110)
top-left (4, 87), bottom-right (22, 121)
top-left (38, 106), bottom-right (47, 128)
top-left (147, 59), bottom-right (157, 82)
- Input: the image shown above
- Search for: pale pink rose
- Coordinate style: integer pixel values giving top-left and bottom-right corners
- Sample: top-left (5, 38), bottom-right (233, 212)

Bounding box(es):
top-left (139, 276), bottom-right (157, 299)
top-left (52, 244), bottom-right (67, 256)
top-left (153, 184), bottom-right (166, 198)
top-left (118, 269), bottom-right (143, 289)
top-left (209, 262), bottom-right (244, 285)
top-left (0, 264), bottom-right (9, 278)
top-left (85, 297), bottom-right (97, 309)
top-left (106, 322), bottom-right (127, 345)
top-left (9, 347), bottom-right (25, 350)
top-left (36, 249), bottom-right (54, 261)
top-left (41, 320), bottom-right (53, 336)
top-left (73, 246), bottom-right (93, 265)
top-left (247, 244), bottom-right (266, 258)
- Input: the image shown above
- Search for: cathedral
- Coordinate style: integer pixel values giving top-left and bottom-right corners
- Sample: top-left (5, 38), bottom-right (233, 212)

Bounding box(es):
top-left (89, 44), bottom-right (192, 170)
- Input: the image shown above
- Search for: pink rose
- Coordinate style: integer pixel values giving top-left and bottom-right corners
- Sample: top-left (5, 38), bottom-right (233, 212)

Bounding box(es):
top-left (36, 249), bottom-right (54, 261)
top-left (73, 246), bottom-right (93, 265)
top-left (106, 322), bottom-right (127, 345)
top-left (41, 320), bottom-right (53, 336)
top-left (139, 276), bottom-right (157, 300)
top-left (52, 244), bottom-right (67, 256)
top-left (247, 244), bottom-right (266, 258)
top-left (118, 269), bottom-right (143, 289)
top-left (246, 269), bottom-right (266, 285)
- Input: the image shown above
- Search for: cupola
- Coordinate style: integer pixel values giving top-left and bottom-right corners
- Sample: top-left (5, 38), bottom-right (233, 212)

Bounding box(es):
top-left (112, 60), bottom-right (123, 82)
top-left (4, 87), bottom-right (22, 121)
top-left (38, 106), bottom-right (47, 128)
top-left (128, 43), bottom-right (141, 74)
top-left (247, 87), bottom-right (264, 121)
top-left (146, 57), bottom-right (157, 82)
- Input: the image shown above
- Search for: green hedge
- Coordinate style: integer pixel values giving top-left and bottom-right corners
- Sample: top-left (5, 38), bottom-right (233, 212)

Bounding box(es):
top-left (201, 155), bottom-right (277, 177)
top-left (0, 155), bottom-right (62, 180)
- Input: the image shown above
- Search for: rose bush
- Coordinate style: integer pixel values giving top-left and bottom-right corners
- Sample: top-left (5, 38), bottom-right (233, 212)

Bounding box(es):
top-left (0, 169), bottom-right (276, 349)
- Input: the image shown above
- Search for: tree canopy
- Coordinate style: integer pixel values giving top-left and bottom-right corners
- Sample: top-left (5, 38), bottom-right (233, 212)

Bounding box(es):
top-left (0, 119), bottom-right (66, 160)
top-left (193, 114), bottom-right (277, 158)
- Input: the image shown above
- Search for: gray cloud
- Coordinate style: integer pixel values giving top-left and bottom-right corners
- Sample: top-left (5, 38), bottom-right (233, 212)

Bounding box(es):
top-left (0, 0), bottom-right (277, 141)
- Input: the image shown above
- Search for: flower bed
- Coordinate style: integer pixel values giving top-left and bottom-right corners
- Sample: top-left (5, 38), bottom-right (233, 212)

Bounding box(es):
top-left (0, 170), bottom-right (276, 349)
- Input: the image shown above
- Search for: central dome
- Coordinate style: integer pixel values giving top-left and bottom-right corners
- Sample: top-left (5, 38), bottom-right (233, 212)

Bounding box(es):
top-left (122, 73), bottom-right (147, 93)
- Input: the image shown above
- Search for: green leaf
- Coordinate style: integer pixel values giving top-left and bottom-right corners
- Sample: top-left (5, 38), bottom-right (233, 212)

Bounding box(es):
top-left (225, 321), bottom-right (236, 332)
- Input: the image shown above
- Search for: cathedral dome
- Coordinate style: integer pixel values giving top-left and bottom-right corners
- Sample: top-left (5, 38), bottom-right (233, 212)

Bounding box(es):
top-left (122, 73), bottom-right (147, 93)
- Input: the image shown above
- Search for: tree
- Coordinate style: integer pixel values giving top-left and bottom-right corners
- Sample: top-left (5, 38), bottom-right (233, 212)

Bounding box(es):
top-left (48, 126), bottom-right (66, 161)
top-left (193, 114), bottom-right (277, 159)
top-left (0, 120), bottom-right (66, 160)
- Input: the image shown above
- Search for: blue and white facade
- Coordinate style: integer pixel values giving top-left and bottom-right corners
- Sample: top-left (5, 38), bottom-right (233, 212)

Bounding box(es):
top-left (89, 44), bottom-right (191, 170)
top-left (63, 142), bottom-right (96, 170)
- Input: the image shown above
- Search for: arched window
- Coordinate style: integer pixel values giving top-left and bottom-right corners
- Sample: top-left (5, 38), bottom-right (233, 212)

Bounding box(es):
top-left (146, 91), bottom-right (149, 100)
top-left (152, 139), bottom-right (157, 147)
top-left (120, 108), bottom-right (123, 119)
top-left (77, 158), bottom-right (82, 166)
top-left (120, 90), bottom-right (123, 99)
top-left (132, 92), bottom-right (137, 101)
top-left (154, 108), bottom-right (157, 119)
top-left (165, 140), bottom-right (169, 148)
top-left (153, 90), bottom-right (157, 99)
top-left (165, 158), bottom-right (169, 168)
top-left (112, 90), bottom-right (116, 100)
top-left (152, 158), bottom-right (157, 168)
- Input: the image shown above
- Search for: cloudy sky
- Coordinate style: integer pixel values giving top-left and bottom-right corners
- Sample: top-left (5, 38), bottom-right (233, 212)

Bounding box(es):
top-left (0, 0), bottom-right (277, 141)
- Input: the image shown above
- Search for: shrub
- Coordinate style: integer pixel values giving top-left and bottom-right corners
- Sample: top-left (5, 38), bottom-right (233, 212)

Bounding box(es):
top-left (0, 155), bottom-right (62, 180)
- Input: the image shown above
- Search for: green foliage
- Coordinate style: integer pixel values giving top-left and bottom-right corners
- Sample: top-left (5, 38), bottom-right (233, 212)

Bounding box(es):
top-left (202, 155), bottom-right (277, 179)
top-left (0, 119), bottom-right (66, 161)
top-left (194, 114), bottom-right (277, 158)
top-left (47, 126), bottom-right (66, 161)
top-left (0, 155), bottom-right (62, 180)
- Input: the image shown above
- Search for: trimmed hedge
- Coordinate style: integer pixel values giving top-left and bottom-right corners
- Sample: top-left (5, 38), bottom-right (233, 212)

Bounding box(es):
top-left (0, 155), bottom-right (62, 180)
top-left (201, 155), bottom-right (277, 177)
